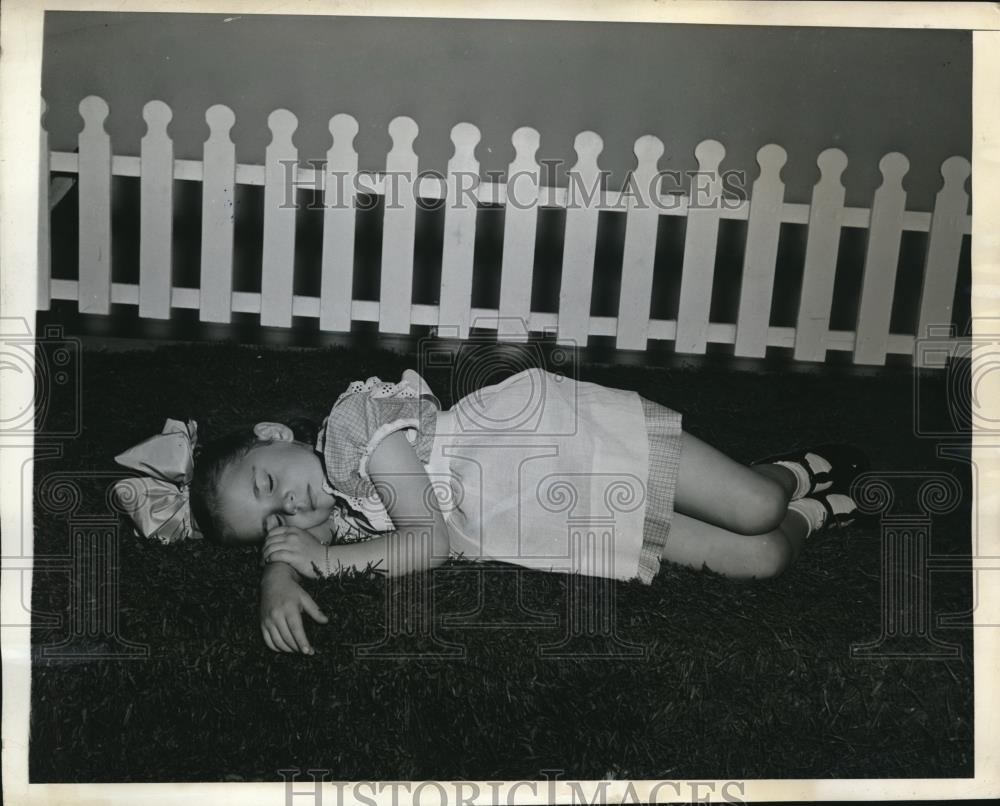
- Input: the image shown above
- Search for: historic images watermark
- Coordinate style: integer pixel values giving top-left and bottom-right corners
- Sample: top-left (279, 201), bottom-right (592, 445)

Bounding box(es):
top-left (842, 321), bottom-right (993, 661)
top-left (2, 318), bottom-right (147, 657)
top-left (2, 318), bottom-right (76, 627)
top-left (850, 470), bottom-right (965, 660)
top-left (910, 322), bottom-right (1000, 630)
top-left (3, 318), bottom-right (154, 659)
top-left (277, 769), bottom-right (748, 806)
top-left (276, 160), bottom-right (749, 212)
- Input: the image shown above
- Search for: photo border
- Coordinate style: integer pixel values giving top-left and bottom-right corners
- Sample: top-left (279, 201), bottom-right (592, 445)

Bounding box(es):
top-left (2, 1), bottom-right (998, 803)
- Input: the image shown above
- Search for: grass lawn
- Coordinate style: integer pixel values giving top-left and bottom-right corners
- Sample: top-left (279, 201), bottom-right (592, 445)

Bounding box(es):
top-left (29, 340), bottom-right (973, 782)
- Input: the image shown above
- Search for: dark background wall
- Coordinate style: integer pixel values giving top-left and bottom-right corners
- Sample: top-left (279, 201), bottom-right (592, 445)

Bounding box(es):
top-left (42, 13), bottom-right (971, 209)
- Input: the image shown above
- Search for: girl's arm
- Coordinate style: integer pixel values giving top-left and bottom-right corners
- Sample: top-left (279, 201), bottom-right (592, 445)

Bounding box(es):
top-left (325, 430), bottom-right (451, 577)
top-left (258, 431), bottom-right (445, 654)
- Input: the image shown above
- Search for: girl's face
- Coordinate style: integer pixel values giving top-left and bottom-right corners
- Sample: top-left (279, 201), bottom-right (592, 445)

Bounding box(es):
top-left (217, 432), bottom-right (337, 544)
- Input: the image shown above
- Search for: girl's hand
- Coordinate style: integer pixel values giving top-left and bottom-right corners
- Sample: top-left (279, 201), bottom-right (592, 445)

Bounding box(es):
top-left (262, 526), bottom-right (327, 579)
top-left (260, 562), bottom-right (329, 654)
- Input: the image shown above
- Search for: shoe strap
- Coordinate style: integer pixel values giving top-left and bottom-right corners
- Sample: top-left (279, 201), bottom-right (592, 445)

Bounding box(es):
top-left (817, 494), bottom-right (854, 529)
top-left (795, 452), bottom-right (834, 494)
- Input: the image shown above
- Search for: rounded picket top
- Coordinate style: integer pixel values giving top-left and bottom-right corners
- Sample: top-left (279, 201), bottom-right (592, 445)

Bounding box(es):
top-left (205, 104), bottom-right (236, 137)
top-left (267, 108), bottom-right (298, 141)
top-left (142, 100), bottom-right (173, 133)
top-left (79, 95), bottom-right (110, 128)
top-left (328, 113), bottom-right (359, 144)
top-left (694, 139), bottom-right (725, 173)
top-left (632, 134), bottom-right (664, 165)
top-left (939, 155), bottom-right (971, 190)
top-left (816, 147), bottom-right (848, 182)
top-left (877, 151), bottom-right (910, 184)
top-left (573, 130), bottom-right (604, 160)
top-left (511, 127), bottom-right (541, 159)
top-left (450, 122), bottom-right (481, 164)
top-left (756, 143), bottom-right (787, 175)
top-left (388, 116), bottom-right (419, 149)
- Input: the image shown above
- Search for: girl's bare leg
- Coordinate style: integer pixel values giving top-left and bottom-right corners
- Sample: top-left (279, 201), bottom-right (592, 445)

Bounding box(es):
top-left (660, 509), bottom-right (811, 580)
top-left (673, 430), bottom-right (798, 534)
top-left (659, 430), bottom-right (819, 578)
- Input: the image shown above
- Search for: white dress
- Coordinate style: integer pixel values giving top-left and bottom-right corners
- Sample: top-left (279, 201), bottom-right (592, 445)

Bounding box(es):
top-left (316, 367), bottom-right (682, 584)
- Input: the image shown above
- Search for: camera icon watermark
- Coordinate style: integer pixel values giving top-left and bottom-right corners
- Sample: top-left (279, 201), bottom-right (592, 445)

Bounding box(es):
top-left (0, 318), bottom-right (81, 439)
top-left (913, 321), bottom-right (1000, 440)
top-left (418, 316), bottom-right (579, 438)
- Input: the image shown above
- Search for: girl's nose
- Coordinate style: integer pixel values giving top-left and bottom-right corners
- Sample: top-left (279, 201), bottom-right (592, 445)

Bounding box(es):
top-left (282, 491), bottom-right (299, 514)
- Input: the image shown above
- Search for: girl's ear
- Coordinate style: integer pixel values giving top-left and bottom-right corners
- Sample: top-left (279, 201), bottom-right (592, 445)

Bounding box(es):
top-left (253, 422), bottom-right (294, 442)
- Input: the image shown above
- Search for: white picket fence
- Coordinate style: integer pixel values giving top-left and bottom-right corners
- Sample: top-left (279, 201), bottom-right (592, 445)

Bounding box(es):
top-left (38, 96), bottom-right (972, 366)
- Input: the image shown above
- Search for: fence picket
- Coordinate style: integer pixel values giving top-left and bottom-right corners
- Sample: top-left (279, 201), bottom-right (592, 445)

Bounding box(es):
top-left (916, 156), bottom-right (971, 348)
top-left (794, 149), bottom-right (848, 361)
top-left (139, 101), bottom-right (173, 319)
top-left (616, 135), bottom-right (664, 350)
top-left (854, 152), bottom-right (909, 365)
top-left (438, 122), bottom-right (481, 340)
top-left (558, 131), bottom-right (603, 348)
top-left (261, 109), bottom-right (299, 328)
top-left (38, 99), bottom-right (50, 310)
top-left (735, 144), bottom-right (787, 357)
top-left (380, 117), bottom-right (419, 334)
top-left (675, 139), bottom-right (725, 354)
top-left (77, 96), bottom-right (112, 315)
top-left (199, 104), bottom-right (237, 323)
top-left (498, 127), bottom-right (541, 341)
top-left (320, 114), bottom-right (359, 332)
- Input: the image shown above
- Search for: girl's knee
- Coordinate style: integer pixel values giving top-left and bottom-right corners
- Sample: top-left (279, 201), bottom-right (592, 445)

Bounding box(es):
top-left (748, 532), bottom-right (793, 579)
top-left (733, 477), bottom-right (788, 535)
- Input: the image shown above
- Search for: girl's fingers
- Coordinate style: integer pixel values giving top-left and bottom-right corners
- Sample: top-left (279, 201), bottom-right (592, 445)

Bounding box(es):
top-left (263, 535), bottom-right (287, 552)
top-left (266, 550), bottom-right (296, 567)
top-left (261, 625), bottom-right (278, 653)
top-left (263, 547), bottom-right (290, 564)
top-left (301, 593), bottom-right (330, 624)
top-left (267, 624), bottom-right (293, 653)
top-left (273, 619), bottom-right (299, 653)
top-left (263, 531), bottom-right (299, 551)
top-left (288, 615), bottom-right (314, 656)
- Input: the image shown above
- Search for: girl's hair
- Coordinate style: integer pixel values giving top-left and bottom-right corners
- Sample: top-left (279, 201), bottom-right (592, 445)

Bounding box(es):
top-left (191, 415), bottom-right (319, 545)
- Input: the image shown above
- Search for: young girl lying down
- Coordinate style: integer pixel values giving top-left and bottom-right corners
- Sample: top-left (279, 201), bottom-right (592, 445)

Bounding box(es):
top-left (116, 368), bottom-right (868, 655)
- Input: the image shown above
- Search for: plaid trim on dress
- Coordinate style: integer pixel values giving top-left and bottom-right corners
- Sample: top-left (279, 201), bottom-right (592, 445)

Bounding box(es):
top-left (637, 396), bottom-right (684, 584)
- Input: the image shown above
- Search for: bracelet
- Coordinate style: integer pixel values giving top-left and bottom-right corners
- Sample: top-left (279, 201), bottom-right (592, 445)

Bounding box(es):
top-left (325, 545), bottom-right (332, 579)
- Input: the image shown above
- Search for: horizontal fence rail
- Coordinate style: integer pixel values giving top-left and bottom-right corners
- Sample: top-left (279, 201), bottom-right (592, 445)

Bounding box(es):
top-left (38, 96), bottom-right (972, 367)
